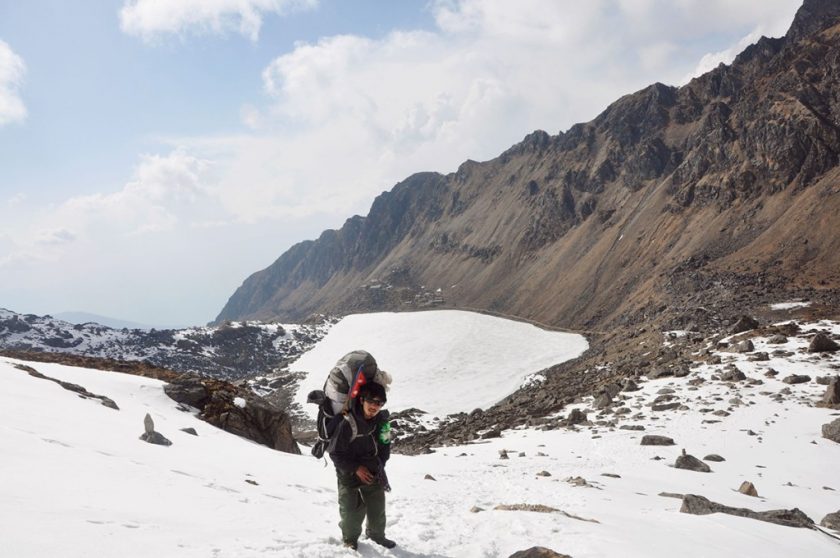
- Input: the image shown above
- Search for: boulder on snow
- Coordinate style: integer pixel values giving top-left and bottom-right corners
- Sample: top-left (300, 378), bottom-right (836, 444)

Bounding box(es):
top-left (822, 418), bottom-right (840, 444)
top-left (675, 449), bottom-right (711, 473)
top-left (140, 431), bottom-right (173, 446)
top-left (593, 393), bottom-right (612, 410)
top-left (733, 340), bottom-right (755, 353)
top-left (139, 414), bottom-right (172, 446)
top-left (818, 377), bottom-right (840, 407)
top-left (767, 334), bottom-right (788, 344)
top-left (647, 368), bottom-right (674, 380)
top-left (783, 374), bottom-right (811, 385)
top-left (821, 511), bottom-right (840, 531)
top-left (731, 316), bottom-right (759, 334)
top-left (809, 333), bottom-right (839, 353)
top-left (704, 454), bottom-right (726, 462)
top-left (738, 481), bottom-right (759, 497)
top-left (720, 366), bottom-right (747, 382)
top-left (621, 379), bottom-right (641, 392)
top-left (508, 548), bottom-right (572, 558)
top-left (567, 408), bottom-right (588, 425)
top-left (144, 413), bottom-right (154, 434)
top-left (641, 435), bottom-right (675, 446)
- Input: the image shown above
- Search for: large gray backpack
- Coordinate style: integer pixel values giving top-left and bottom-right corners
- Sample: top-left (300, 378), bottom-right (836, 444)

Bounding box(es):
top-left (306, 350), bottom-right (391, 458)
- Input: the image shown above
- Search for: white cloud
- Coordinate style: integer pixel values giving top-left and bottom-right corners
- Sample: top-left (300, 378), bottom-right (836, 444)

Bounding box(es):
top-left (3, 150), bottom-right (216, 267)
top-left (0, 40), bottom-right (27, 125)
top-left (34, 228), bottom-right (76, 246)
top-left (119, 0), bottom-right (318, 42)
top-left (6, 192), bottom-right (26, 206)
top-left (150, 0), bottom-right (803, 226)
top-left (3, 0), bottom-right (807, 324)
top-left (56, 149), bottom-right (215, 235)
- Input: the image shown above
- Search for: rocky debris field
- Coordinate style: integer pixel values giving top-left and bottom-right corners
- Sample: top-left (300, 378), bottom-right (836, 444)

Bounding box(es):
top-left (396, 317), bottom-right (840, 456)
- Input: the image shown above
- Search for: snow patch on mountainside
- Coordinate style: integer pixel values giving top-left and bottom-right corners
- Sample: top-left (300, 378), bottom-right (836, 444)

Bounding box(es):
top-left (289, 310), bottom-right (589, 417)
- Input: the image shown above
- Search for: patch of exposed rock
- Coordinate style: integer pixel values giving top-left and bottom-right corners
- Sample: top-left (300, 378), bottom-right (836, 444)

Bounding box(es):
top-left (508, 548), bottom-right (572, 558)
top-left (809, 333), bottom-right (839, 353)
top-left (675, 449), bottom-right (711, 473)
top-left (822, 418), bottom-right (840, 444)
top-left (680, 494), bottom-right (814, 529)
top-left (164, 375), bottom-right (299, 454)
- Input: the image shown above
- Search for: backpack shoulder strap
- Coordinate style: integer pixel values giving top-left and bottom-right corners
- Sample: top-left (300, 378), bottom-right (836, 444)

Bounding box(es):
top-left (342, 412), bottom-right (359, 442)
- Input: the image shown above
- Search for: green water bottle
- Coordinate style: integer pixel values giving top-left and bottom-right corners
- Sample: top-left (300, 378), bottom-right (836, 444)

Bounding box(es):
top-left (378, 421), bottom-right (392, 444)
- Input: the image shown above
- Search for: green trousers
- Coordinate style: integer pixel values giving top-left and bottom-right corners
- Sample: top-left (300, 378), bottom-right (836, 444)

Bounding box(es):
top-left (336, 472), bottom-right (387, 543)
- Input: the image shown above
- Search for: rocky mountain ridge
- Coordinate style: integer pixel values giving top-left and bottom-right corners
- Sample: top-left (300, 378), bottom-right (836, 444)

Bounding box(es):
top-left (216, 0), bottom-right (840, 332)
top-left (0, 308), bottom-right (333, 380)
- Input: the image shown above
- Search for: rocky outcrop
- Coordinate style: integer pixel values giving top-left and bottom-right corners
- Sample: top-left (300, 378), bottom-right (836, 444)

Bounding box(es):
top-left (215, 1), bottom-right (840, 331)
top-left (641, 435), bottom-right (675, 446)
top-left (819, 377), bottom-right (840, 406)
top-left (675, 450), bottom-right (711, 473)
top-left (15, 363), bottom-right (119, 410)
top-left (165, 375), bottom-right (300, 454)
top-left (139, 413), bottom-right (172, 446)
top-left (680, 494), bottom-right (814, 528)
top-left (809, 333), bottom-right (840, 353)
top-left (0, 308), bottom-right (331, 380)
top-left (822, 418), bottom-right (840, 444)
top-left (822, 511), bottom-right (840, 531)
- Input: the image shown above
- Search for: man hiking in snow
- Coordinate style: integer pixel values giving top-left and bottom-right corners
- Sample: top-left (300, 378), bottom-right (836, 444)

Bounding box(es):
top-left (328, 380), bottom-right (395, 550)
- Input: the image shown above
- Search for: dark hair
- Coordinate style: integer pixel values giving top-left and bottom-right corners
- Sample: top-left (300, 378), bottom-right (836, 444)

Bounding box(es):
top-left (358, 382), bottom-right (386, 402)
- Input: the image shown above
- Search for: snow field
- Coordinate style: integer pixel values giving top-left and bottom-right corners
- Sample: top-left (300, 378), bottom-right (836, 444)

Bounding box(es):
top-left (0, 314), bottom-right (838, 557)
top-left (290, 310), bottom-right (589, 417)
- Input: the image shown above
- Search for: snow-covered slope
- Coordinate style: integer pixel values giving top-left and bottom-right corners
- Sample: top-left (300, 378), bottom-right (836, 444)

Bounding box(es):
top-left (1, 318), bottom-right (839, 557)
top-left (289, 310), bottom-right (589, 417)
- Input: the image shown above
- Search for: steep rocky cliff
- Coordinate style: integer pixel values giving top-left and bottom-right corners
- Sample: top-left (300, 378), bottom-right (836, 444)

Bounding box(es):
top-left (216, 0), bottom-right (840, 330)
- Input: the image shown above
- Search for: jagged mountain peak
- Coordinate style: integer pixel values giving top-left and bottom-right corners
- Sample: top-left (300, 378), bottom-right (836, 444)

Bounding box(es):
top-left (216, 1), bottom-right (840, 328)
top-left (787, 0), bottom-right (840, 42)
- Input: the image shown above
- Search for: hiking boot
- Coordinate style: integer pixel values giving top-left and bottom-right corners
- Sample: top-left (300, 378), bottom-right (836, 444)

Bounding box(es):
top-left (342, 540), bottom-right (358, 551)
top-left (369, 535), bottom-right (396, 549)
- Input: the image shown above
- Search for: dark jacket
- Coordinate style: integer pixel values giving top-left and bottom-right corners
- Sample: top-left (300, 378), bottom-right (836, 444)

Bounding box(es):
top-left (328, 404), bottom-right (391, 477)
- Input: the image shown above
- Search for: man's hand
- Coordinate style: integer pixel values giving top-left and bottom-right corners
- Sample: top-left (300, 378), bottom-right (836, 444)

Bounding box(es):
top-left (355, 465), bottom-right (374, 484)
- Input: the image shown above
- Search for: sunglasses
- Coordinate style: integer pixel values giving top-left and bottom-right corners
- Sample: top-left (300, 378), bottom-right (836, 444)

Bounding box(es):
top-left (362, 397), bottom-right (385, 407)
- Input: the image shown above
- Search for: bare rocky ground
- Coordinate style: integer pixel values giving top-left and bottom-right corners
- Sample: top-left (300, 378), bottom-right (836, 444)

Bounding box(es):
top-left (395, 294), bottom-right (840, 454)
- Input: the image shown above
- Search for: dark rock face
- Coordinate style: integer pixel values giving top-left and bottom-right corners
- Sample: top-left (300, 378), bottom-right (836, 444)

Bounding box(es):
top-left (680, 494), bottom-right (814, 528)
top-left (202, 389), bottom-right (300, 455)
top-left (809, 333), bottom-right (840, 353)
top-left (214, 5), bottom-right (840, 330)
top-left (164, 377), bottom-right (210, 408)
top-left (164, 375), bottom-right (300, 454)
top-left (823, 418), bottom-right (840, 443)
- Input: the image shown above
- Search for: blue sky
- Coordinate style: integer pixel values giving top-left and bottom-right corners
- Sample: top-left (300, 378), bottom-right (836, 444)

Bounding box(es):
top-left (0, 0), bottom-right (802, 327)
